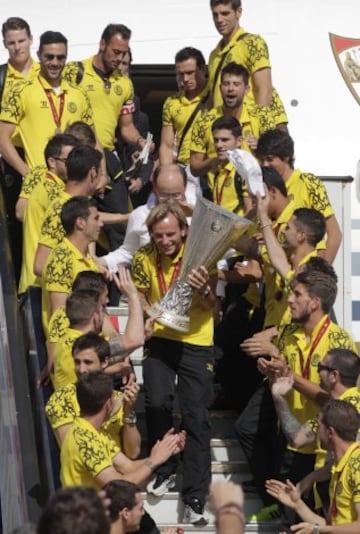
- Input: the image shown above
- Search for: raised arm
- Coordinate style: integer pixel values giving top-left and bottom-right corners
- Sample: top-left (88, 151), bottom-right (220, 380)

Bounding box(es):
top-left (256, 190), bottom-right (290, 279)
top-left (159, 124), bottom-right (176, 165)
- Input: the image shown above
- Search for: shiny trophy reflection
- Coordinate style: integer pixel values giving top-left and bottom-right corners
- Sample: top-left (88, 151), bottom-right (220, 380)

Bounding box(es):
top-left (150, 196), bottom-right (252, 332)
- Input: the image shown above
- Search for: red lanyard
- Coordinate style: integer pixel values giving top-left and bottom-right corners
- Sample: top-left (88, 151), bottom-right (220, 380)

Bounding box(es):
top-left (214, 169), bottom-right (230, 206)
top-left (156, 253), bottom-right (182, 297)
top-left (299, 316), bottom-right (331, 379)
top-left (330, 445), bottom-right (359, 519)
top-left (38, 77), bottom-right (65, 131)
top-left (273, 223), bottom-right (282, 237)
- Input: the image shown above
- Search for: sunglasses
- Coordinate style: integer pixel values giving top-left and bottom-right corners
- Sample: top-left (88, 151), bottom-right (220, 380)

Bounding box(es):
top-left (43, 53), bottom-right (67, 61)
top-left (317, 363), bottom-right (336, 373)
top-left (53, 157), bottom-right (67, 163)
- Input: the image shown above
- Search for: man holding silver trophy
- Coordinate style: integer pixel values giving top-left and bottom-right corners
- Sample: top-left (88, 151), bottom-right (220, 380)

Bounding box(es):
top-left (132, 195), bottom-right (251, 525)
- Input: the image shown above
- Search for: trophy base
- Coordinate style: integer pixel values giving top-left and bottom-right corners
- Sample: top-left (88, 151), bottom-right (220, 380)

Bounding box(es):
top-left (150, 302), bottom-right (190, 333)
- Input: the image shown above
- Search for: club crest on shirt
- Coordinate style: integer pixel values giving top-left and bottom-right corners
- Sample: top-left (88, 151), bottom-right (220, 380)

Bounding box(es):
top-left (114, 85), bottom-right (122, 96)
top-left (67, 102), bottom-right (78, 113)
top-left (329, 33), bottom-right (360, 105)
top-left (311, 353), bottom-right (321, 366)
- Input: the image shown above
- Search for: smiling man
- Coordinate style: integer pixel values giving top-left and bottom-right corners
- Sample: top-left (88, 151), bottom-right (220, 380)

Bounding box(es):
top-left (132, 202), bottom-right (216, 525)
top-left (0, 31), bottom-right (94, 177)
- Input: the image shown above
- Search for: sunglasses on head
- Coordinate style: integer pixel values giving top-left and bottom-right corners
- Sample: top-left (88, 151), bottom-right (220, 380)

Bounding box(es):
top-left (43, 53), bottom-right (67, 61)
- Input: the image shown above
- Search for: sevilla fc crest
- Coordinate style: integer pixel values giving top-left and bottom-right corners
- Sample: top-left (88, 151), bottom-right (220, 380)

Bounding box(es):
top-left (329, 33), bottom-right (360, 105)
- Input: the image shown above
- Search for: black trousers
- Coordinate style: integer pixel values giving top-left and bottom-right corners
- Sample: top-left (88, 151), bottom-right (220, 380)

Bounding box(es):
top-left (143, 337), bottom-right (214, 505)
top-left (279, 449), bottom-right (316, 527)
top-left (234, 379), bottom-right (286, 506)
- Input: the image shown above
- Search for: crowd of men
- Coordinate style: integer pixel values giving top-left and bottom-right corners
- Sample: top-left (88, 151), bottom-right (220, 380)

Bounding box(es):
top-left (0, 0), bottom-right (359, 532)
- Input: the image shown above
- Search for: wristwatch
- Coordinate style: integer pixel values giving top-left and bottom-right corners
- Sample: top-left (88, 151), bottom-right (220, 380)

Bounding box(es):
top-left (123, 412), bottom-right (137, 425)
top-left (202, 285), bottom-right (211, 299)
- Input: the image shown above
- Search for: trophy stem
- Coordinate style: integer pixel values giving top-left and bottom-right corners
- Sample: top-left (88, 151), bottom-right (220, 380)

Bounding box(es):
top-left (149, 280), bottom-right (193, 333)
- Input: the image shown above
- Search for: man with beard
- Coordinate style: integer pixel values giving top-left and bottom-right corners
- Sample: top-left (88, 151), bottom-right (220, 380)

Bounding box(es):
top-left (270, 348), bottom-right (360, 514)
top-left (64, 24), bottom-right (145, 155)
top-left (63, 25), bottom-right (151, 250)
top-left (239, 270), bottom-right (356, 524)
top-left (266, 400), bottom-right (360, 532)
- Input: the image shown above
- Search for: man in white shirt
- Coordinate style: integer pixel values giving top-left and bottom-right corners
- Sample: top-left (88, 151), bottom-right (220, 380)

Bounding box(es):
top-left (98, 163), bottom-right (196, 272)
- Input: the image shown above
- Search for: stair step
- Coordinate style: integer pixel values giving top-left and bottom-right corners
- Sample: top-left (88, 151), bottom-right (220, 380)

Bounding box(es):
top-left (135, 412), bottom-right (236, 440)
top-left (143, 491), bottom-right (279, 528)
top-left (110, 305), bottom-right (278, 532)
top-left (159, 524), bottom-right (280, 534)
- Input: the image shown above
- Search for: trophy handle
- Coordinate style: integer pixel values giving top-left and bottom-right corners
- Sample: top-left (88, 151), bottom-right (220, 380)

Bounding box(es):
top-left (149, 279), bottom-right (193, 333)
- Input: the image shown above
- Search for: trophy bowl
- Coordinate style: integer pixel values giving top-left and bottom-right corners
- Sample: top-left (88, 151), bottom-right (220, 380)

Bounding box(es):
top-left (150, 196), bottom-right (252, 332)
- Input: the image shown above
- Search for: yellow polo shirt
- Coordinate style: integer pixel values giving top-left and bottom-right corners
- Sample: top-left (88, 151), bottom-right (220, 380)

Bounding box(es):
top-left (260, 201), bottom-right (296, 328)
top-left (307, 387), bottom-right (360, 470)
top-left (132, 243), bottom-right (214, 346)
top-left (0, 74), bottom-right (93, 168)
top-left (42, 237), bottom-right (99, 334)
top-left (162, 88), bottom-right (208, 164)
top-left (46, 384), bottom-right (124, 447)
top-left (329, 442), bottom-right (360, 525)
top-left (286, 170), bottom-right (334, 219)
top-left (2, 59), bottom-right (39, 102)
top-left (208, 28), bottom-right (287, 126)
top-left (190, 102), bottom-right (262, 159)
top-left (20, 165), bottom-right (48, 199)
top-left (277, 317), bottom-right (357, 453)
top-left (52, 327), bottom-right (83, 389)
top-left (278, 250), bottom-right (319, 330)
top-left (211, 161), bottom-right (248, 215)
top-left (60, 417), bottom-right (119, 489)
top-left (48, 304), bottom-right (68, 343)
top-left (19, 171), bottom-right (65, 294)
top-left (38, 190), bottom-right (71, 249)
top-left (63, 57), bottom-right (134, 150)
top-left (2, 59), bottom-right (40, 148)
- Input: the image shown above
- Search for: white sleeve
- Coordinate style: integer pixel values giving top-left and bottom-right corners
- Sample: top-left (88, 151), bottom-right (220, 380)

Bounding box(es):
top-left (103, 211), bottom-right (141, 271)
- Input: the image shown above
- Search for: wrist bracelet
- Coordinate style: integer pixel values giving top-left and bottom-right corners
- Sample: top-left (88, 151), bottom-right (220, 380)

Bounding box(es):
top-left (260, 222), bottom-right (272, 230)
top-left (123, 412), bottom-right (137, 425)
top-left (313, 524), bottom-right (320, 534)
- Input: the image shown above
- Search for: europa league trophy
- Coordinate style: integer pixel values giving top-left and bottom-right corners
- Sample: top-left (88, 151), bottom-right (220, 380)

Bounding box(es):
top-left (149, 196), bottom-right (252, 332)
